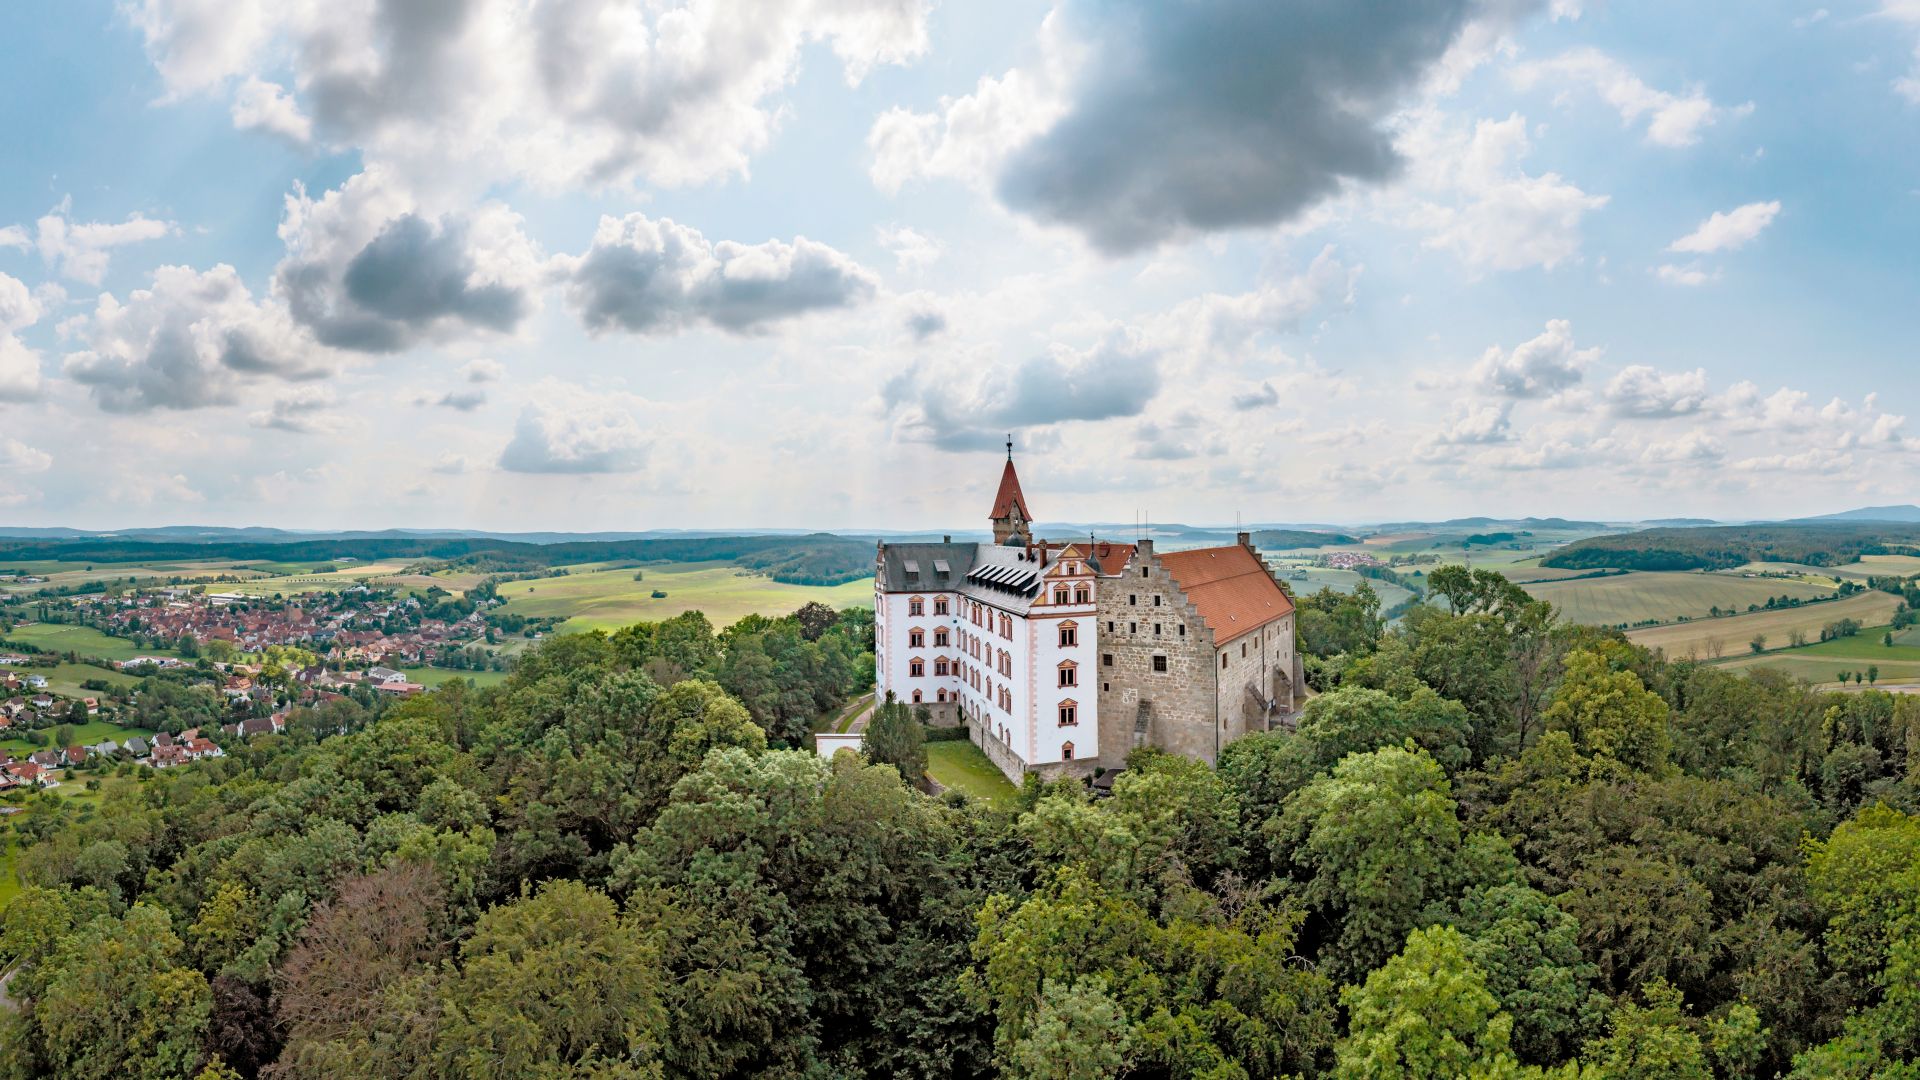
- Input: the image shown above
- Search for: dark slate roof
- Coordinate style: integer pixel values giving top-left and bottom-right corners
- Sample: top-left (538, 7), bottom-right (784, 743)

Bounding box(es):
top-left (876, 543), bottom-right (979, 592)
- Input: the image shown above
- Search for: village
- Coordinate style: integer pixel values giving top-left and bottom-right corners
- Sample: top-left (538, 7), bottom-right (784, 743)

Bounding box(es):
top-left (0, 583), bottom-right (502, 792)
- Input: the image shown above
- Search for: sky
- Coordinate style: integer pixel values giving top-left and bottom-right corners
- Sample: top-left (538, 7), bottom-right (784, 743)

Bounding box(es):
top-left (2, 0), bottom-right (1919, 532)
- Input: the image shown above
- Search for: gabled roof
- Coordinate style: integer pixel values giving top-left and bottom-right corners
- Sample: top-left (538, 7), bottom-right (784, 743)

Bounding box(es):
top-left (990, 458), bottom-right (1031, 521)
top-left (1158, 544), bottom-right (1295, 646)
top-left (876, 543), bottom-right (978, 592)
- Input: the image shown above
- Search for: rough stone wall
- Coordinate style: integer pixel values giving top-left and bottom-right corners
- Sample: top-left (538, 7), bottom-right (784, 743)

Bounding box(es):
top-left (1093, 541), bottom-right (1221, 769)
top-left (967, 703), bottom-right (1093, 785)
top-left (1214, 613), bottom-right (1294, 742)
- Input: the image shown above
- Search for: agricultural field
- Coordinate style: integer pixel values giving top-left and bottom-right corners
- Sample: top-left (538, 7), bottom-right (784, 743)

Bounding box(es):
top-left (223, 560), bottom-right (433, 597)
top-left (0, 558), bottom-right (270, 593)
top-left (1624, 590), bottom-right (1905, 660)
top-left (1, 719), bottom-right (159, 757)
top-left (1522, 571), bottom-right (1837, 628)
top-left (924, 740), bottom-right (1019, 809)
top-left (1269, 564), bottom-right (1415, 611)
top-left (493, 560), bottom-right (873, 634)
top-left (0, 623), bottom-right (173, 663)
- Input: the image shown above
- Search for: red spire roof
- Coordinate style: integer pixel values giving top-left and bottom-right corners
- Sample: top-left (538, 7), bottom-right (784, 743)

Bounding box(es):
top-left (991, 457), bottom-right (1031, 520)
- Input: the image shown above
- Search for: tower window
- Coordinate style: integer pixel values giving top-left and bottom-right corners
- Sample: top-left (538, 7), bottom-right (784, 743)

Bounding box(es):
top-left (1058, 702), bottom-right (1078, 727)
top-left (1129, 594), bottom-right (1137, 606)
top-left (1058, 622), bottom-right (1078, 647)
top-left (1154, 596), bottom-right (1162, 607)
top-left (1153, 655), bottom-right (1168, 673)
top-left (1058, 661), bottom-right (1078, 688)
top-left (1102, 653), bottom-right (1113, 667)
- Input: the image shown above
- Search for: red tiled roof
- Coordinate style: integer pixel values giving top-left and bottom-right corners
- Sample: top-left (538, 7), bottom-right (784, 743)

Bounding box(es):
top-left (990, 458), bottom-right (1031, 520)
top-left (1158, 544), bottom-right (1295, 646)
top-left (1088, 541), bottom-right (1136, 576)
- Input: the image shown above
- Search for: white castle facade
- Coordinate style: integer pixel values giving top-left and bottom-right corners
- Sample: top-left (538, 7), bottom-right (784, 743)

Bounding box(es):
top-left (874, 453), bottom-right (1303, 784)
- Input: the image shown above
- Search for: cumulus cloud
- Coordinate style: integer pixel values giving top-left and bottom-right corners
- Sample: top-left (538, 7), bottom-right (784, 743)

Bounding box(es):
top-left (277, 171), bottom-right (543, 353)
top-left (128, 0), bottom-right (930, 192)
top-left (498, 383), bottom-right (652, 473)
top-left (0, 438), bottom-right (52, 473)
top-left (249, 385), bottom-right (348, 433)
top-left (887, 329), bottom-right (1162, 450)
top-left (10, 198), bottom-right (175, 285)
top-left (1668, 200), bottom-right (1781, 254)
top-left (461, 358), bottom-right (505, 383)
top-left (0, 335), bottom-right (44, 401)
top-left (562, 213), bottom-right (878, 336)
top-left (1639, 429), bottom-right (1725, 464)
top-left (231, 76), bottom-right (312, 143)
top-left (1166, 246), bottom-right (1359, 350)
top-left (0, 272), bottom-right (42, 332)
top-left (428, 388), bottom-right (488, 412)
top-left (1399, 112), bottom-right (1609, 272)
top-left (1605, 365), bottom-right (1712, 418)
top-left (876, 0), bottom-right (1523, 253)
top-left (1232, 382), bottom-right (1280, 411)
top-left (878, 225), bottom-right (944, 271)
top-left (1509, 47), bottom-right (1752, 147)
top-left (62, 263), bottom-right (330, 413)
top-left (1471, 319), bottom-right (1597, 398)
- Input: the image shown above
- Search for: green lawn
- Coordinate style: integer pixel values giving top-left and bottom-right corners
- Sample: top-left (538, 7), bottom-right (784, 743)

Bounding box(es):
top-left (494, 560), bottom-right (873, 634)
top-left (1, 719), bottom-right (158, 757)
top-left (925, 741), bottom-right (1019, 809)
top-left (0, 623), bottom-right (173, 663)
top-left (401, 665), bottom-right (512, 688)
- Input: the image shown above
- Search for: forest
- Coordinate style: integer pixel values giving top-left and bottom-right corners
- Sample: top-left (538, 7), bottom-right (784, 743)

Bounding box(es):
top-left (1543, 522), bottom-right (1920, 571)
top-left (1, 569), bottom-right (1918, 1078)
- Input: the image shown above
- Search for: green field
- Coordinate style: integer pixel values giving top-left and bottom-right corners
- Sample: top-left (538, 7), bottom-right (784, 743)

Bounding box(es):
top-left (1522, 571), bottom-right (1837, 628)
top-left (40, 662), bottom-right (140, 699)
top-left (1626, 591), bottom-right (1906, 660)
top-left (0, 623), bottom-right (173, 663)
top-left (1717, 653), bottom-right (1920, 686)
top-left (401, 665), bottom-right (512, 689)
top-left (1, 719), bottom-right (158, 757)
top-left (494, 561), bottom-right (873, 634)
top-left (1269, 564), bottom-right (1415, 611)
top-left (925, 740), bottom-right (1019, 809)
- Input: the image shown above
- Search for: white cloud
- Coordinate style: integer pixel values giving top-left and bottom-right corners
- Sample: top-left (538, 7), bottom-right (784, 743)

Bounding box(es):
top-left (886, 328), bottom-right (1161, 451)
top-left (1605, 365), bottom-right (1712, 418)
top-left (0, 438), bottom-right (51, 473)
top-left (62, 263), bottom-right (332, 413)
top-left (21, 198), bottom-right (175, 285)
top-left (1510, 47), bottom-right (1752, 148)
top-left (0, 272), bottom-right (41, 331)
top-left (249, 385), bottom-right (348, 434)
top-left (561, 213), bottom-right (878, 336)
top-left (498, 381), bottom-right (651, 473)
top-left (0, 334), bottom-right (46, 402)
top-left (1654, 263), bottom-right (1717, 287)
top-left (0, 226), bottom-right (28, 251)
top-left (231, 76), bottom-right (311, 144)
top-left (109, 471), bottom-right (206, 505)
top-left (1668, 200), bottom-right (1781, 254)
top-left (129, 0), bottom-right (931, 193)
top-left (877, 225), bottom-right (945, 272)
top-left (1398, 112), bottom-right (1610, 272)
top-left (1470, 319), bottom-right (1598, 398)
top-left (1639, 429), bottom-right (1725, 464)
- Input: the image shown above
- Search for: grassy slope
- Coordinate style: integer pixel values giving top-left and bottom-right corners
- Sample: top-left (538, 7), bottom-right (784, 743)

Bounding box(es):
top-left (401, 666), bottom-right (511, 688)
top-left (1625, 591), bottom-right (1905, 659)
top-left (494, 561), bottom-right (873, 633)
top-left (40, 662), bottom-right (140, 699)
top-left (1523, 572), bottom-right (1835, 627)
top-left (1, 623), bottom-right (175, 662)
top-left (925, 741), bottom-right (1020, 809)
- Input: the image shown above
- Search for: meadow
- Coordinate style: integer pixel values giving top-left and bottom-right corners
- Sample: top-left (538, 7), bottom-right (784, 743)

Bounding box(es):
top-left (39, 662), bottom-right (140, 699)
top-left (0, 774), bottom-right (141, 911)
top-left (0, 623), bottom-right (175, 662)
top-left (401, 665), bottom-right (513, 689)
top-left (1521, 571), bottom-right (1836, 628)
top-left (493, 560), bottom-right (873, 633)
top-left (1624, 590), bottom-right (1905, 660)
top-left (0, 558), bottom-right (270, 594)
top-left (1270, 565), bottom-right (1416, 611)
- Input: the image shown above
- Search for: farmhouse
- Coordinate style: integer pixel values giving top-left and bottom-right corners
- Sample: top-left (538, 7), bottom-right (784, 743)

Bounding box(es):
top-left (875, 450), bottom-right (1302, 784)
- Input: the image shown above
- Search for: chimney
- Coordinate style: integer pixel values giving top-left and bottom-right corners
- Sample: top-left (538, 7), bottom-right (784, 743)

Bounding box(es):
top-left (1237, 531), bottom-right (1251, 549)
top-left (943, 535), bottom-right (951, 543)
top-left (1137, 538), bottom-right (1154, 558)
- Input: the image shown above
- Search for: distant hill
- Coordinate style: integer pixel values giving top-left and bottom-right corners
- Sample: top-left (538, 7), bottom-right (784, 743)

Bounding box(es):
top-left (1369, 516), bottom-right (1613, 533)
top-left (1640, 518), bottom-right (1720, 527)
top-left (1795, 505), bottom-right (1920, 524)
top-left (1542, 522), bottom-right (1920, 572)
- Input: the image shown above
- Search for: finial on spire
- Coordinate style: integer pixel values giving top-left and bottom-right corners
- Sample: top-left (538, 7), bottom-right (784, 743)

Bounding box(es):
top-left (1006, 433), bottom-right (1013, 460)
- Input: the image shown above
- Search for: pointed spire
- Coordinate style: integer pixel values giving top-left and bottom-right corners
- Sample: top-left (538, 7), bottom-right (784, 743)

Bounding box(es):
top-left (990, 445), bottom-right (1033, 545)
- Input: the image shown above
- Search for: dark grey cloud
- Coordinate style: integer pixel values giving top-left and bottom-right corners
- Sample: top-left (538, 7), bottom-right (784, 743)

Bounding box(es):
top-left (565, 213), bottom-right (878, 336)
top-left (1232, 382), bottom-right (1279, 410)
top-left (888, 333), bottom-right (1161, 449)
top-left (996, 0), bottom-right (1513, 253)
top-left (66, 324), bottom-right (239, 413)
top-left (283, 212), bottom-right (533, 354)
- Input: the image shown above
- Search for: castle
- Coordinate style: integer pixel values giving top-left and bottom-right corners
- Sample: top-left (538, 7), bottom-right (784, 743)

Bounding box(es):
top-left (873, 451), bottom-right (1302, 784)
